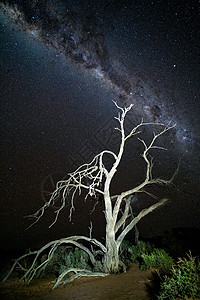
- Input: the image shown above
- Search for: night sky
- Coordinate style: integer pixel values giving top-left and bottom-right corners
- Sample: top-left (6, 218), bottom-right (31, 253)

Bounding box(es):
top-left (0, 0), bottom-right (200, 252)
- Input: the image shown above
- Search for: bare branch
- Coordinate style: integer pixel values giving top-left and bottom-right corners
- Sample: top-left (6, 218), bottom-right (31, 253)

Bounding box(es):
top-left (3, 235), bottom-right (107, 284)
top-left (53, 268), bottom-right (108, 289)
top-left (114, 195), bottom-right (132, 233)
top-left (125, 121), bottom-right (165, 141)
top-left (26, 149), bottom-right (118, 227)
top-left (117, 198), bottom-right (169, 245)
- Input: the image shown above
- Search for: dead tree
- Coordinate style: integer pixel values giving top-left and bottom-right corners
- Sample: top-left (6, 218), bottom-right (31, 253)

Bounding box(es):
top-left (3, 102), bottom-right (178, 288)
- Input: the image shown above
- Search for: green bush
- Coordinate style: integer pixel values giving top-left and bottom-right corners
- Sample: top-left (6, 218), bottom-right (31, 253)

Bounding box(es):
top-left (157, 276), bottom-right (178, 300)
top-left (119, 240), bottom-right (132, 262)
top-left (171, 252), bottom-right (200, 298)
top-left (126, 240), bottom-right (153, 263)
top-left (58, 247), bottom-right (91, 275)
top-left (141, 248), bottom-right (173, 273)
top-left (158, 252), bottom-right (200, 299)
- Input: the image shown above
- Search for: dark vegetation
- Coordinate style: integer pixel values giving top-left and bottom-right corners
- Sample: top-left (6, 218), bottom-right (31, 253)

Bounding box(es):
top-left (1, 227), bottom-right (200, 299)
top-left (121, 239), bottom-right (200, 299)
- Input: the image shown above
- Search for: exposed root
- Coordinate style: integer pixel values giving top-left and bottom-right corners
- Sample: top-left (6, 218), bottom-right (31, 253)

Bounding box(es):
top-left (52, 268), bottom-right (108, 289)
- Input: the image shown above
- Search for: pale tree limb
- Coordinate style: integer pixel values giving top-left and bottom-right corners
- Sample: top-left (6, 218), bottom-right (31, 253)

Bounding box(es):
top-left (116, 198), bottom-right (169, 246)
top-left (112, 124), bottom-right (176, 226)
top-left (26, 149), bottom-right (119, 228)
top-left (53, 268), bottom-right (108, 289)
top-left (103, 102), bottom-right (167, 227)
top-left (114, 151), bottom-right (180, 242)
top-left (114, 195), bottom-right (132, 233)
top-left (2, 250), bottom-right (39, 283)
top-left (3, 235), bottom-right (107, 285)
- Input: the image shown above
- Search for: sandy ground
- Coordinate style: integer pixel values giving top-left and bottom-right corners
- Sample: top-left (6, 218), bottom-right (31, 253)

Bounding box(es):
top-left (1, 263), bottom-right (200, 300)
top-left (0, 264), bottom-right (159, 300)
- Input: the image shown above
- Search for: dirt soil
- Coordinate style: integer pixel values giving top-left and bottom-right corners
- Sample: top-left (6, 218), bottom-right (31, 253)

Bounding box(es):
top-left (1, 263), bottom-right (199, 300)
top-left (0, 263), bottom-right (160, 300)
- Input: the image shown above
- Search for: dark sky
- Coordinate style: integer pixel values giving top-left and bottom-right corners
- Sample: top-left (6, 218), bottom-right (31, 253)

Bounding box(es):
top-left (0, 0), bottom-right (200, 251)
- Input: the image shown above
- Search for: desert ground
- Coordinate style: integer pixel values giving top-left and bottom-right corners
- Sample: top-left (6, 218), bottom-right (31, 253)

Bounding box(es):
top-left (0, 263), bottom-right (160, 300)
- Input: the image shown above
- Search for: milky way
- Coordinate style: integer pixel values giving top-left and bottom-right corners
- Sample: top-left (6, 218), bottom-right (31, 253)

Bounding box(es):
top-left (0, 0), bottom-right (197, 152)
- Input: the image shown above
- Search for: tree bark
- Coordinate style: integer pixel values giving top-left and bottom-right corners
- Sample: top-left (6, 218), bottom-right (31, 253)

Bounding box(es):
top-left (103, 226), bottom-right (120, 273)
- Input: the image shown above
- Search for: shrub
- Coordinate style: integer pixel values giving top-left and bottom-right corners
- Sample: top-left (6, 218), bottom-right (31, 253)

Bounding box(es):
top-left (119, 240), bottom-right (132, 262)
top-left (40, 245), bottom-right (73, 274)
top-left (58, 247), bottom-right (91, 275)
top-left (157, 276), bottom-right (178, 300)
top-left (141, 248), bottom-right (173, 273)
top-left (171, 252), bottom-right (200, 298)
top-left (125, 240), bottom-right (153, 263)
top-left (158, 252), bottom-right (200, 299)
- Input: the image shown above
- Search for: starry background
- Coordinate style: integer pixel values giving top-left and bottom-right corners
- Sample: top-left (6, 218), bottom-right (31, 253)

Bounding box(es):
top-left (0, 0), bottom-right (200, 252)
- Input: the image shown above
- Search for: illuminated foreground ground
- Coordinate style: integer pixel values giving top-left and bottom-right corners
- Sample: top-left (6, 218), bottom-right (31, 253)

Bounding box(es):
top-left (1, 263), bottom-right (199, 300)
top-left (0, 263), bottom-right (160, 300)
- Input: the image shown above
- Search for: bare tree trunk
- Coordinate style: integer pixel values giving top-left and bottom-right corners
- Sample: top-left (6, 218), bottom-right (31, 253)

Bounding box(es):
top-left (103, 228), bottom-right (120, 273)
